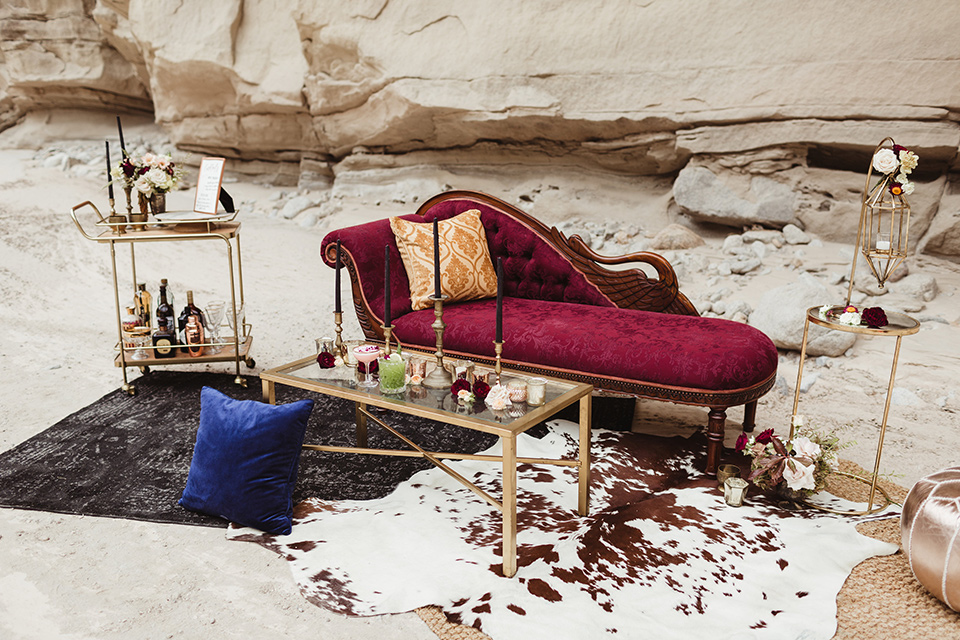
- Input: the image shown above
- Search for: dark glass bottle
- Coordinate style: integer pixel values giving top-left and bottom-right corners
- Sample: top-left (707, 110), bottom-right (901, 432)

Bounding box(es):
top-left (178, 290), bottom-right (205, 343)
top-left (156, 279), bottom-right (176, 339)
top-left (152, 323), bottom-right (177, 359)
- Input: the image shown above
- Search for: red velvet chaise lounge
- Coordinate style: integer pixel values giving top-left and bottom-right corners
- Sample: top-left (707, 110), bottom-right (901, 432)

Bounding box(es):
top-left (321, 190), bottom-right (778, 475)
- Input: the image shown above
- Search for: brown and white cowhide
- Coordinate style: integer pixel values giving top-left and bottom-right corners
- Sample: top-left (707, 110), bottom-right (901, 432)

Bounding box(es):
top-left (230, 421), bottom-right (897, 639)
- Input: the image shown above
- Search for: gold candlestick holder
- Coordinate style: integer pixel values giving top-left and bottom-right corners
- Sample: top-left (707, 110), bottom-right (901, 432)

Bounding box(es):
top-left (123, 185), bottom-right (133, 217)
top-left (334, 311), bottom-right (344, 355)
top-left (382, 324), bottom-right (394, 357)
top-left (493, 340), bottom-right (504, 385)
top-left (422, 293), bottom-right (453, 388)
top-left (105, 197), bottom-right (126, 235)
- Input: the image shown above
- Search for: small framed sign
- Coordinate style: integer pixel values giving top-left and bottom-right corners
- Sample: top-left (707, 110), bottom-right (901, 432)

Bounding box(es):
top-left (193, 157), bottom-right (226, 214)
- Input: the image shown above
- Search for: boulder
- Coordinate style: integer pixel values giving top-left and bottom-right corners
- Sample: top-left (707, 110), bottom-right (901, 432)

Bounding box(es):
top-left (649, 223), bottom-right (705, 250)
top-left (782, 223), bottom-right (811, 245)
top-left (673, 166), bottom-right (796, 228)
top-left (889, 273), bottom-right (939, 302)
top-left (749, 274), bottom-right (856, 357)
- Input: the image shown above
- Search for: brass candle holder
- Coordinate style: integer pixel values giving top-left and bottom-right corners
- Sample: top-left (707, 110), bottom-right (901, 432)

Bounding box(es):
top-left (382, 324), bottom-right (395, 357)
top-left (493, 340), bottom-right (504, 386)
top-left (422, 293), bottom-right (453, 388)
top-left (105, 196), bottom-right (127, 235)
top-left (123, 185), bottom-right (133, 217)
top-left (333, 311), bottom-right (344, 356)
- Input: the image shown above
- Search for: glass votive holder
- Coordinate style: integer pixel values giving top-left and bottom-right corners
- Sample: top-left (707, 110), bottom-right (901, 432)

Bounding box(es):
top-left (723, 477), bottom-right (749, 507)
top-left (316, 336), bottom-right (335, 355)
top-left (506, 380), bottom-right (527, 403)
top-left (408, 356), bottom-right (427, 380)
top-left (526, 377), bottom-right (547, 406)
top-left (342, 339), bottom-right (364, 366)
top-left (716, 464), bottom-right (740, 488)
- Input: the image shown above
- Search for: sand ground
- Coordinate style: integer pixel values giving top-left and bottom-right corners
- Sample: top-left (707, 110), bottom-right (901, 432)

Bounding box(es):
top-left (1, 119), bottom-right (958, 638)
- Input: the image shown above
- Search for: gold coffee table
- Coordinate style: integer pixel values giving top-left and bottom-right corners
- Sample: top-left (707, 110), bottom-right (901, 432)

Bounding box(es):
top-left (261, 356), bottom-right (593, 578)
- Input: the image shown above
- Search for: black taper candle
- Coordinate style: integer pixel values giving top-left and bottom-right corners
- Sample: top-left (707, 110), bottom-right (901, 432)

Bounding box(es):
top-left (384, 244), bottom-right (391, 326)
top-left (116, 116), bottom-right (126, 155)
top-left (334, 239), bottom-right (342, 314)
top-left (105, 141), bottom-right (114, 200)
top-left (496, 256), bottom-right (503, 343)
top-left (433, 217), bottom-right (441, 298)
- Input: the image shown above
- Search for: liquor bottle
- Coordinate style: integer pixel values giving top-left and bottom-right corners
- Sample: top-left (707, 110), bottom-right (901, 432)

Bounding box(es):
top-left (156, 279), bottom-right (176, 339)
top-left (152, 322), bottom-right (177, 359)
top-left (134, 282), bottom-right (152, 328)
top-left (121, 306), bottom-right (139, 355)
top-left (184, 315), bottom-right (205, 357)
top-left (178, 290), bottom-right (205, 343)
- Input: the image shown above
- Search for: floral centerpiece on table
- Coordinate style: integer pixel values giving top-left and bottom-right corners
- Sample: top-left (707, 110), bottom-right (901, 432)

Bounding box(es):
top-left (819, 304), bottom-right (888, 328)
top-left (872, 144), bottom-right (919, 196)
top-left (735, 416), bottom-right (845, 500)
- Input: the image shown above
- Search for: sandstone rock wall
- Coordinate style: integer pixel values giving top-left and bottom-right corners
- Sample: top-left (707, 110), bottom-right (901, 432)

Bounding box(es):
top-left (2, 0), bottom-right (960, 256)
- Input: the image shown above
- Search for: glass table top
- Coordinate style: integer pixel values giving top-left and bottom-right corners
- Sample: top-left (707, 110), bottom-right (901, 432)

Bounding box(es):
top-left (263, 356), bottom-right (592, 434)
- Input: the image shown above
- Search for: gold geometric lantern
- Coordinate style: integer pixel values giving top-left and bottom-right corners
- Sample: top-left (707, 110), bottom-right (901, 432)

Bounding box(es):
top-left (845, 137), bottom-right (915, 305)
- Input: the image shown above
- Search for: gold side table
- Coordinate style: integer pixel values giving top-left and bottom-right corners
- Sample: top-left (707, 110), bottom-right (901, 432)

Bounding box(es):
top-left (791, 305), bottom-right (920, 515)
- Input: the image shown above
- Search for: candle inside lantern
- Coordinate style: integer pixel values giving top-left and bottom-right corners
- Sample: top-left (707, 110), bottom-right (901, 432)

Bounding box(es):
top-left (433, 217), bottom-right (441, 298)
top-left (116, 116), bottom-right (126, 155)
top-left (384, 244), bottom-right (391, 326)
top-left (105, 140), bottom-right (114, 200)
top-left (334, 239), bottom-right (342, 313)
top-left (876, 234), bottom-right (891, 251)
top-left (496, 256), bottom-right (503, 343)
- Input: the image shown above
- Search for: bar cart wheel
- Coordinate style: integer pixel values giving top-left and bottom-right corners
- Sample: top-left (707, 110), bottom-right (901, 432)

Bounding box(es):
top-left (123, 383), bottom-right (137, 396)
top-left (245, 357), bottom-right (256, 368)
top-left (234, 375), bottom-right (248, 387)
top-left (138, 366), bottom-right (151, 374)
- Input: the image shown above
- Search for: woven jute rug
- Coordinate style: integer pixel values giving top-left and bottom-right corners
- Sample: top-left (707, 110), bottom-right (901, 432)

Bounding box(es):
top-left (414, 459), bottom-right (960, 640)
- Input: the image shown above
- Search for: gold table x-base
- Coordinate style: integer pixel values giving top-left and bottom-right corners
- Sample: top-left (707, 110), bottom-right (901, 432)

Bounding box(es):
top-left (260, 355), bottom-right (593, 578)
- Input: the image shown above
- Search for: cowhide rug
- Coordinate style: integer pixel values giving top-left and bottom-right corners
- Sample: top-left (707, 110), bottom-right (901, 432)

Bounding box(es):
top-left (229, 421), bottom-right (898, 639)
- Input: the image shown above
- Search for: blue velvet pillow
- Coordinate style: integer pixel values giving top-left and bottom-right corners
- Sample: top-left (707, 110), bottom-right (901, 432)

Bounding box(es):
top-left (179, 387), bottom-right (314, 535)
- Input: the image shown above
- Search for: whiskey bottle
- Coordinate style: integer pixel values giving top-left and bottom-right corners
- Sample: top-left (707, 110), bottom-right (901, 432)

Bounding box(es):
top-left (152, 323), bottom-right (177, 358)
top-left (134, 282), bottom-right (152, 328)
top-left (178, 290), bottom-right (205, 342)
top-left (156, 279), bottom-right (176, 336)
top-left (184, 315), bottom-right (205, 357)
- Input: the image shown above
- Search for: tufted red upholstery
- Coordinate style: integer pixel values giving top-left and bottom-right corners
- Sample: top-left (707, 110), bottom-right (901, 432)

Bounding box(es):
top-left (393, 297), bottom-right (778, 393)
top-left (321, 202), bottom-right (613, 327)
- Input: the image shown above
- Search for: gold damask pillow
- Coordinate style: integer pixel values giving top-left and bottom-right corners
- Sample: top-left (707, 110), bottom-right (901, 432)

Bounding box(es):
top-left (390, 209), bottom-right (498, 311)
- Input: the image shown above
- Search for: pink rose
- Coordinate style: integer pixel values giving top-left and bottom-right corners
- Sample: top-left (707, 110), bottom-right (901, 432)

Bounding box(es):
top-left (782, 458), bottom-right (816, 491)
top-left (791, 436), bottom-right (821, 459)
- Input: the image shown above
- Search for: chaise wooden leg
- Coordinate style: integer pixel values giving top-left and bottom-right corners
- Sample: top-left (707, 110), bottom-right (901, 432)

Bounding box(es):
top-left (742, 400), bottom-right (757, 433)
top-left (706, 408), bottom-right (726, 476)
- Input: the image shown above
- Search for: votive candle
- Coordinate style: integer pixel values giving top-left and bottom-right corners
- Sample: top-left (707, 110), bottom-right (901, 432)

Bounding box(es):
top-left (384, 244), bottom-right (391, 326)
top-left (334, 239), bottom-right (342, 313)
top-left (433, 217), bottom-right (441, 298)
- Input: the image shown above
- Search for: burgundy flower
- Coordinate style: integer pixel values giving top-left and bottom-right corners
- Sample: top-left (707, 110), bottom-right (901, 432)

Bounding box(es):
top-left (892, 144), bottom-right (907, 154)
top-left (862, 306), bottom-right (888, 328)
top-left (889, 181), bottom-right (903, 196)
top-left (735, 433), bottom-right (748, 452)
top-left (358, 359), bottom-right (378, 374)
top-left (755, 428), bottom-right (774, 444)
top-left (451, 378), bottom-right (471, 395)
top-left (316, 351), bottom-right (336, 369)
top-left (473, 380), bottom-right (491, 400)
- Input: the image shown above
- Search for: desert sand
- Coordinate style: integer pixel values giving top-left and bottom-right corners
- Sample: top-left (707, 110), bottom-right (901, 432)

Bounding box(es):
top-left (0, 118), bottom-right (958, 639)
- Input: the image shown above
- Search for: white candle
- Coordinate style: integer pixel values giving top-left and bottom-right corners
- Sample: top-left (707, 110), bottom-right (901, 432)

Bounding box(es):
top-left (876, 240), bottom-right (891, 251)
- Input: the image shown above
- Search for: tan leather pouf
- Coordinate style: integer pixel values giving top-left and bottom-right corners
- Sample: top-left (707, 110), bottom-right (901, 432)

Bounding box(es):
top-left (901, 467), bottom-right (960, 611)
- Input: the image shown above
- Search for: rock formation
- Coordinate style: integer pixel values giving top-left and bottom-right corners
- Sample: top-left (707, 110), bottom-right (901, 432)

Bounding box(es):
top-left (1, 0), bottom-right (959, 257)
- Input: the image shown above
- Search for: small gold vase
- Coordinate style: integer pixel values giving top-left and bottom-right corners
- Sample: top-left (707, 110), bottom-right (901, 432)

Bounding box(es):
top-left (150, 192), bottom-right (166, 215)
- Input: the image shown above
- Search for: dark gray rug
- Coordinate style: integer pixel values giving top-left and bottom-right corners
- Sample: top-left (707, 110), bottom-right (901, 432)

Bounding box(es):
top-left (0, 371), bottom-right (499, 528)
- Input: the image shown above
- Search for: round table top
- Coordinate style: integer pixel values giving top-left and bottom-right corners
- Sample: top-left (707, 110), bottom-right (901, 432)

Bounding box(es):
top-left (805, 305), bottom-right (920, 337)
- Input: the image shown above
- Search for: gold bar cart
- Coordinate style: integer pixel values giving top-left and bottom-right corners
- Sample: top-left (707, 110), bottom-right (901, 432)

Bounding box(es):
top-left (70, 202), bottom-right (254, 395)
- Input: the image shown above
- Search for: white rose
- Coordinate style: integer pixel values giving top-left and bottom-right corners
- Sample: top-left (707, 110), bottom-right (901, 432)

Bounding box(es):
top-left (791, 435), bottom-right (821, 459)
top-left (838, 311), bottom-right (861, 326)
top-left (134, 175), bottom-right (153, 194)
top-left (898, 150), bottom-right (919, 174)
top-left (872, 148), bottom-right (899, 174)
top-left (902, 180), bottom-right (915, 196)
top-left (782, 458), bottom-right (817, 491)
top-left (818, 305), bottom-right (831, 321)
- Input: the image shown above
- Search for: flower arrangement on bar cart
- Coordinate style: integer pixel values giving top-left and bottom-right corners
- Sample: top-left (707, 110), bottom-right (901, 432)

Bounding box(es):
top-left (112, 151), bottom-right (184, 216)
top-left (735, 416), bottom-right (847, 504)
